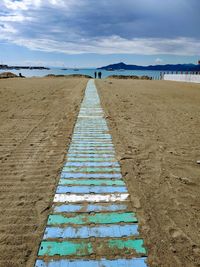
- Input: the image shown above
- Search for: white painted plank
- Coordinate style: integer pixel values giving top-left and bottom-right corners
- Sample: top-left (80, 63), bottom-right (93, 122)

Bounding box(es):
top-left (54, 193), bottom-right (129, 203)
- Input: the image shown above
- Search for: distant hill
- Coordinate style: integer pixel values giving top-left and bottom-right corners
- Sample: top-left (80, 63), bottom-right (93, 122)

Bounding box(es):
top-left (98, 62), bottom-right (200, 71)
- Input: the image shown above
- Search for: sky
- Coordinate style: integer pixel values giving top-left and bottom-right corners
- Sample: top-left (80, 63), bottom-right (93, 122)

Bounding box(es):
top-left (0, 0), bottom-right (199, 67)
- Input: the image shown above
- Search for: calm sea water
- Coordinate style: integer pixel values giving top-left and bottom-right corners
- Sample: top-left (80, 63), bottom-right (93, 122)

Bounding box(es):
top-left (0, 68), bottom-right (162, 79)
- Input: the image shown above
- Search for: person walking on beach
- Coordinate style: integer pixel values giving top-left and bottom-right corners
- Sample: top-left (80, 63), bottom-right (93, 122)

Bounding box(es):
top-left (94, 71), bottom-right (97, 79)
top-left (98, 71), bottom-right (102, 79)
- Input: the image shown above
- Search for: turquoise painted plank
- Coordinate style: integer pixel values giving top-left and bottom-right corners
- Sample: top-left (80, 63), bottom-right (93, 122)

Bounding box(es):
top-left (38, 238), bottom-right (146, 257)
top-left (47, 212), bottom-right (137, 225)
top-left (62, 167), bottom-right (121, 172)
top-left (59, 179), bottom-right (125, 186)
top-left (38, 240), bottom-right (93, 256)
top-left (107, 239), bottom-right (147, 254)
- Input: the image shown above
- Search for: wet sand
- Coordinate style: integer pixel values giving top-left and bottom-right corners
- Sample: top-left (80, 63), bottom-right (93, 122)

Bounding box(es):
top-left (96, 79), bottom-right (200, 267)
top-left (0, 77), bottom-right (87, 267)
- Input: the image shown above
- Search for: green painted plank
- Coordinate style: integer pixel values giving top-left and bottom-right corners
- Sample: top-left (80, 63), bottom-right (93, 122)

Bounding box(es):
top-left (48, 212), bottom-right (137, 225)
top-left (63, 167), bottom-right (120, 173)
top-left (38, 239), bottom-right (146, 257)
top-left (38, 241), bottom-right (93, 256)
top-left (59, 179), bottom-right (125, 186)
top-left (107, 239), bottom-right (146, 254)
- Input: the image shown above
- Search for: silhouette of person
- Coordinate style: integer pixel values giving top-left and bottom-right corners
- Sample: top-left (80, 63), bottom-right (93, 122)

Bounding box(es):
top-left (98, 72), bottom-right (102, 79)
top-left (19, 73), bottom-right (25, 78)
top-left (94, 71), bottom-right (97, 79)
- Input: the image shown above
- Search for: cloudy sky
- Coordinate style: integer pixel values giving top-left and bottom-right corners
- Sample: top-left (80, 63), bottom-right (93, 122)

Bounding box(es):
top-left (0, 0), bottom-right (199, 67)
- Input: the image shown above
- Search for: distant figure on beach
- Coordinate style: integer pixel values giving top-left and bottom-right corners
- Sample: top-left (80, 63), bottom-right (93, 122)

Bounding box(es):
top-left (98, 72), bottom-right (102, 79)
top-left (94, 71), bottom-right (97, 79)
top-left (19, 73), bottom-right (25, 78)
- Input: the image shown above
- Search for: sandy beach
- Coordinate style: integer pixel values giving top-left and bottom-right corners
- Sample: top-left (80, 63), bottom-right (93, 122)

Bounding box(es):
top-left (0, 77), bottom-right (87, 267)
top-left (97, 79), bottom-right (200, 267)
top-left (0, 77), bottom-right (200, 267)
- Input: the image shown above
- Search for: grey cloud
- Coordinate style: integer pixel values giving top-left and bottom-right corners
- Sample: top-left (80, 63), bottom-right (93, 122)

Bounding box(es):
top-left (0, 0), bottom-right (199, 55)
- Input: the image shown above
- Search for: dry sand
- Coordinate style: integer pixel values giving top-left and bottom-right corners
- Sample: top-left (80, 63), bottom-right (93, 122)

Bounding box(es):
top-left (96, 79), bottom-right (200, 267)
top-left (0, 77), bottom-right (87, 267)
top-left (1, 77), bottom-right (200, 267)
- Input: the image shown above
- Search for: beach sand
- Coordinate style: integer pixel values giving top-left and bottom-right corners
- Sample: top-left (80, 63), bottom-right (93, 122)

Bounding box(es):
top-left (96, 79), bottom-right (200, 267)
top-left (0, 77), bottom-right (87, 267)
top-left (0, 77), bottom-right (200, 267)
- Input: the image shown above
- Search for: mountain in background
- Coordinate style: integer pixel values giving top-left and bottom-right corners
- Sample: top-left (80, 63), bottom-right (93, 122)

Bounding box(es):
top-left (98, 62), bottom-right (200, 71)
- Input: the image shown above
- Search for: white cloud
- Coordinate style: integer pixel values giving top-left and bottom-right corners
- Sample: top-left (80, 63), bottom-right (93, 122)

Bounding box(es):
top-left (2, 0), bottom-right (77, 10)
top-left (155, 58), bottom-right (163, 64)
top-left (1, 33), bottom-right (199, 56)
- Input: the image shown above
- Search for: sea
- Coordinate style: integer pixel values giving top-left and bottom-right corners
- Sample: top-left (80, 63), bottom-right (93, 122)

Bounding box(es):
top-left (0, 68), bottom-right (164, 79)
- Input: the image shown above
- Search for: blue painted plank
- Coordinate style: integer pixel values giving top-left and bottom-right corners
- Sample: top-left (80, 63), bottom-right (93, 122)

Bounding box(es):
top-left (67, 151), bottom-right (115, 155)
top-left (71, 141), bottom-right (113, 144)
top-left (67, 154), bottom-right (115, 157)
top-left (71, 143), bottom-right (113, 146)
top-left (69, 147), bottom-right (115, 150)
top-left (73, 135), bottom-right (111, 137)
top-left (75, 126), bottom-right (108, 128)
top-left (52, 203), bottom-right (128, 213)
top-left (44, 224), bottom-right (139, 239)
top-left (72, 135), bottom-right (111, 137)
top-left (67, 158), bottom-right (116, 162)
top-left (73, 131), bottom-right (109, 134)
top-left (35, 258), bottom-right (148, 267)
top-left (73, 135), bottom-right (111, 138)
top-left (61, 173), bottom-right (122, 179)
top-left (72, 140), bottom-right (112, 143)
top-left (75, 124), bottom-right (107, 126)
top-left (72, 138), bottom-right (112, 141)
top-left (68, 152), bottom-right (115, 156)
top-left (76, 123), bottom-right (107, 125)
top-left (70, 145), bottom-right (114, 148)
top-left (68, 151), bottom-right (115, 154)
top-left (65, 162), bottom-right (119, 167)
top-left (56, 186), bottom-right (127, 194)
top-left (72, 140), bottom-right (111, 142)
